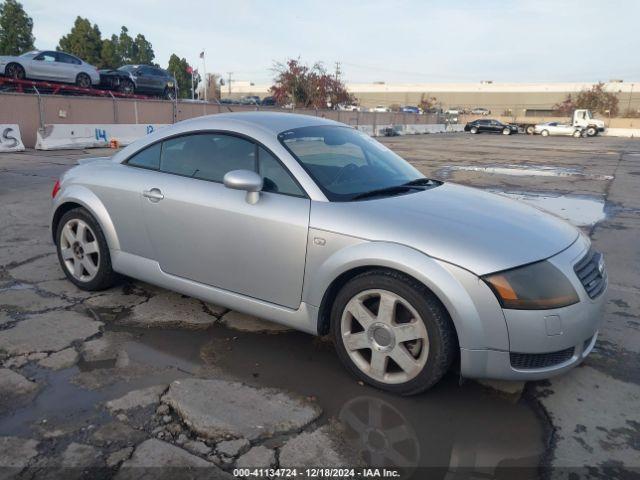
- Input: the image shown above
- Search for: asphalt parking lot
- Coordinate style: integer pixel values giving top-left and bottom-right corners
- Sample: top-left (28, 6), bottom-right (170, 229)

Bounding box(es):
top-left (0, 133), bottom-right (638, 478)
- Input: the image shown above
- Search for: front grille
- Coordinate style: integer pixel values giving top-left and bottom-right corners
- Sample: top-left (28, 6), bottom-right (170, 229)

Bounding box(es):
top-left (510, 347), bottom-right (575, 370)
top-left (574, 249), bottom-right (607, 299)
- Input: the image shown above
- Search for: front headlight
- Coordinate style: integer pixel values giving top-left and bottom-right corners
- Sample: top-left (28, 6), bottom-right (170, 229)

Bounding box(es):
top-left (483, 260), bottom-right (579, 310)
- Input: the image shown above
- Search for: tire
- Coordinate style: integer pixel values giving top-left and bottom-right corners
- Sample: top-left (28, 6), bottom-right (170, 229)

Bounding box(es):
top-left (55, 207), bottom-right (119, 291)
top-left (573, 130), bottom-right (582, 138)
top-left (331, 269), bottom-right (456, 395)
top-left (118, 79), bottom-right (134, 95)
top-left (470, 126), bottom-right (478, 134)
top-left (525, 125), bottom-right (535, 135)
top-left (541, 129), bottom-right (549, 137)
top-left (586, 126), bottom-right (597, 137)
top-left (76, 73), bottom-right (91, 89)
top-left (502, 127), bottom-right (511, 135)
top-left (5, 63), bottom-right (25, 80)
top-left (164, 87), bottom-right (176, 100)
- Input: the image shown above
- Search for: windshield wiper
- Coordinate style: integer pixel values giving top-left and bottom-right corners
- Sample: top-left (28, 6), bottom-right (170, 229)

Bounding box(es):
top-left (401, 177), bottom-right (439, 187)
top-left (351, 185), bottom-right (416, 201)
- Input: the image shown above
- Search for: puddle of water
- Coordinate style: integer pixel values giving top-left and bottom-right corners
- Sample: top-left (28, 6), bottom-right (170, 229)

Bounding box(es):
top-left (491, 190), bottom-right (606, 227)
top-left (0, 324), bottom-right (547, 477)
top-left (130, 325), bottom-right (546, 475)
top-left (441, 164), bottom-right (613, 180)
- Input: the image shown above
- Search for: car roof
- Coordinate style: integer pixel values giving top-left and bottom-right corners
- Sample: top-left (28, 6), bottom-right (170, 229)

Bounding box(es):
top-left (111, 112), bottom-right (344, 163)
top-left (179, 111), bottom-right (342, 134)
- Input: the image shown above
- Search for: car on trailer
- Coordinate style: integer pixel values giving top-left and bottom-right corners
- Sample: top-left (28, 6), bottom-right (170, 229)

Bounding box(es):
top-left (99, 65), bottom-right (178, 99)
top-left (0, 50), bottom-right (100, 88)
top-left (534, 122), bottom-right (584, 137)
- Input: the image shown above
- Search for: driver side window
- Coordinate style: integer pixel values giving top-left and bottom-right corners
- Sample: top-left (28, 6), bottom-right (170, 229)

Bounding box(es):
top-left (258, 147), bottom-right (304, 197)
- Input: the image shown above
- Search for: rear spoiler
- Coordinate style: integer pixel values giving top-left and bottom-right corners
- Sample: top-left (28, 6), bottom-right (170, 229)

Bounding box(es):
top-left (77, 156), bottom-right (111, 165)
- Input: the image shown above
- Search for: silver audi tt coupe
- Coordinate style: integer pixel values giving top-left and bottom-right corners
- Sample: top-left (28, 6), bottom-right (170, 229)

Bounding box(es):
top-left (50, 112), bottom-right (607, 395)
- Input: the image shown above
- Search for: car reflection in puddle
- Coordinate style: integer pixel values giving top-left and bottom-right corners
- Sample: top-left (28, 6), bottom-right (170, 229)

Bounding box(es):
top-left (128, 324), bottom-right (546, 477)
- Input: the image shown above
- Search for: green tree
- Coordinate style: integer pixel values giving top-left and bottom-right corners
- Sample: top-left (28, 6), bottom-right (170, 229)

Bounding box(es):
top-left (57, 16), bottom-right (102, 66)
top-left (167, 53), bottom-right (194, 98)
top-left (0, 0), bottom-right (35, 55)
top-left (100, 34), bottom-right (120, 69)
top-left (132, 33), bottom-right (154, 64)
top-left (116, 26), bottom-right (135, 64)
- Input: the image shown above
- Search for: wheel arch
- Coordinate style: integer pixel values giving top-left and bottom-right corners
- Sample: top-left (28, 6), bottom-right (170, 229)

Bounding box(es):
top-left (309, 241), bottom-right (508, 351)
top-left (51, 185), bottom-right (120, 251)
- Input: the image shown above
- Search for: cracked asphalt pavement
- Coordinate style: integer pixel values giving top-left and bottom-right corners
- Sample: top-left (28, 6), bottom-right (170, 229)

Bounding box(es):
top-left (0, 133), bottom-right (638, 479)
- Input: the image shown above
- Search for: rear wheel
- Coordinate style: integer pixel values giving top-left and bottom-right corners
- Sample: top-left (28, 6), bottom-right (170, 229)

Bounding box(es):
top-left (76, 73), bottom-right (91, 89)
top-left (331, 270), bottom-right (456, 395)
top-left (55, 207), bottom-right (119, 291)
top-left (573, 129), bottom-right (582, 138)
top-left (5, 63), bottom-right (25, 80)
top-left (541, 129), bottom-right (549, 137)
top-left (502, 127), bottom-right (511, 135)
top-left (525, 125), bottom-right (535, 135)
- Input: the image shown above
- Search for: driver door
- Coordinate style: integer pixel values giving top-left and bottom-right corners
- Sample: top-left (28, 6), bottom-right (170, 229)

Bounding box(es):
top-left (140, 132), bottom-right (310, 309)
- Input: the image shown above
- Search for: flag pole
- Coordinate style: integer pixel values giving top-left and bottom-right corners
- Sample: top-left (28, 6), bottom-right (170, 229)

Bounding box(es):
top-left (201, 50), bottom-right (207, 102)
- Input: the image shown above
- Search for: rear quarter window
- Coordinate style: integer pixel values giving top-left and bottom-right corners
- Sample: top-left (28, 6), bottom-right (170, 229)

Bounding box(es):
top-left (125, 142), bottom-right (161, 170)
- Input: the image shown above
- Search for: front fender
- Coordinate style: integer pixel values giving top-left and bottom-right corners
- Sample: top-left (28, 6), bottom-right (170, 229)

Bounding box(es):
top-left (303, 232), bottom-right (509, 351)
top-left (51, 184), bottom-right (120, 251)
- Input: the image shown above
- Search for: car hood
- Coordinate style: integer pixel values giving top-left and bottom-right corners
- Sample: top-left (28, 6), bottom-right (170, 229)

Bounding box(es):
top-left (310, 183), bottom-right (579, 275)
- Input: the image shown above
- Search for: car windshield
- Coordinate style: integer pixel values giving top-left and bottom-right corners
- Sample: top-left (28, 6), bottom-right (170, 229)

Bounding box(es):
top-left (278, 125), bottom-right (427, 201)
top-left (19, 51), bottom-right (39, 58)
top-left (117, 65), bottom-right (136, 72)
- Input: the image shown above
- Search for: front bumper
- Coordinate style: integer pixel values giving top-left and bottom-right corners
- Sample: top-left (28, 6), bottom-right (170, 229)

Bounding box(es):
top-left (459, 234), bottom-right (607, 380)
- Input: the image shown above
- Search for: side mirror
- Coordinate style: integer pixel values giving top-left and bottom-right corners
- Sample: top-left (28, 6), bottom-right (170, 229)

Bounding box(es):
top-left (223, 169), bottom-right (263, 204)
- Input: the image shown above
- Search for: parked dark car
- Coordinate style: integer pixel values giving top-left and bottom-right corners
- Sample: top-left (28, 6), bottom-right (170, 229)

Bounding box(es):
top-left (99, 65), bottom-right (177, 99)
top-left (464, 119), bottom-right (519, 135)
top-left (261, 96), bottom-right (277, 106)
top-left (400, 106), bottom-right (421, 114)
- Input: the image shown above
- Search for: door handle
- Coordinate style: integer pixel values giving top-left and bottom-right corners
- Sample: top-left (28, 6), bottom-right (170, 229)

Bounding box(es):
top-left (142, 188), bottom-right (164, 202)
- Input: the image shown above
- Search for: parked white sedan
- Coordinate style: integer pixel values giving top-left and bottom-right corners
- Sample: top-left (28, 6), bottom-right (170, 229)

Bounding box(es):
top-left (534, 122), bottom-right (583, 137)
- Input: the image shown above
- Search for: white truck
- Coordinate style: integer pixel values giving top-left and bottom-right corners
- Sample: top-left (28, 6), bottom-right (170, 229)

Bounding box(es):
top-left (520, 109), bottom-right (605, 136)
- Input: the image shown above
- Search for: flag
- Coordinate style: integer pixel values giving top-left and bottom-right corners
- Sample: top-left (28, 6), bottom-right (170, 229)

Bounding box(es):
top-left (199, 51), bottom-right (204, 59)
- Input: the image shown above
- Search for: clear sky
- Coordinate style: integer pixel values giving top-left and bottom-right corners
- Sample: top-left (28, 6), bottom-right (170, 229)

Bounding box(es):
top-left (21, 0), bottom-right (638, 84)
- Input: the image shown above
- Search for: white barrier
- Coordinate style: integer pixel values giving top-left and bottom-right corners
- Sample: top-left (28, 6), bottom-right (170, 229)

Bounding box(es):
top-left (603, 128), bottom-right (640, 138)
top-left (0, 124), bottom-right (25, 152)
top-left (354, 124), bottom-right (462, 137)
top-left (33, 122), bottom-right (464, 150)
top-left (35, 124), bottom-right (168, 150)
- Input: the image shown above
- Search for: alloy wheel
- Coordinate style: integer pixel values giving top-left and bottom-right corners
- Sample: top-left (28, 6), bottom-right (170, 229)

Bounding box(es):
top-left (340, 289), bottom-right (429, 384)
top-left (59, 218), bottom-right (100, 282)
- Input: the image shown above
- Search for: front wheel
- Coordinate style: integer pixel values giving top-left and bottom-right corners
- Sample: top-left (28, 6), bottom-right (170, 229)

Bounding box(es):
top-left (470, 126), bottom-right (478, 134)
top-left (118, 79), bottom-right (134, 94)
top-left (525, 125), bottom-right (535, 135)
top-left (164, 87), bottom-right (176, 100)
top-left (573, 129), bottom-right (582, 138)
top-left (55, 207), bottom-right (119, 291)
top-left (76, 73), bottom-right (91, 89)
top-left (586, 126), bottom-right (598, 137)
top-left (331, 270), bottom-right (456, 395)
